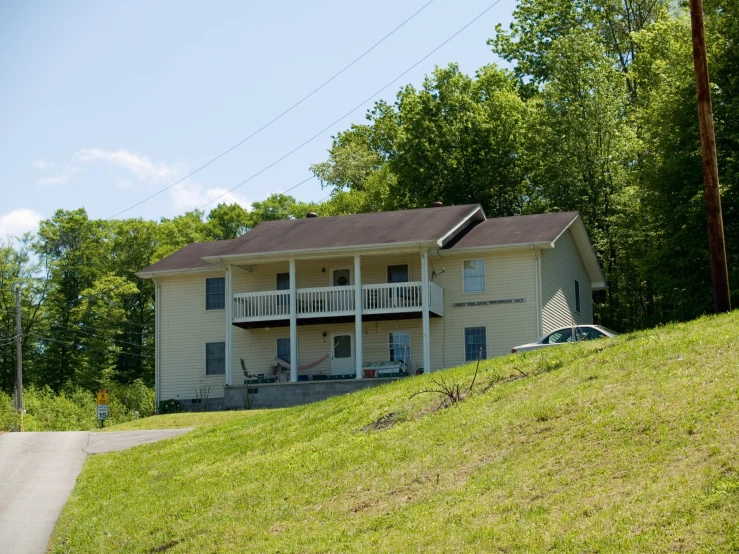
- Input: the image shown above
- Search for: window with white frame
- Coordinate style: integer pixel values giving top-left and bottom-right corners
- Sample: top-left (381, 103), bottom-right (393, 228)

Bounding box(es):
top-left (205, 277), bottom-right (225, 310)
top-left (575, 280), bottom-right (581, 313)
top-left (205, 342), bottom-right (226, 375)
top-left (463, 259), bottom-right (485, 293)
top-left (388, 331), bottom-right (411, 365)
top-left (464, 327), bottom-right (487, 361)
top-left (276, 338), bottom-right (291, 363)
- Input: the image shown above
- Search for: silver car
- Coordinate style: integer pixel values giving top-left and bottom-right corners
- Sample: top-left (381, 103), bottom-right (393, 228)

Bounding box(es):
top-left (511, 325), bottom-right (618, 353)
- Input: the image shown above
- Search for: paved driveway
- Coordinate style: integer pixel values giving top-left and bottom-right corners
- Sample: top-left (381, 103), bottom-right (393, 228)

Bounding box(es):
top-left (0, 429), bottom-right (192, 554)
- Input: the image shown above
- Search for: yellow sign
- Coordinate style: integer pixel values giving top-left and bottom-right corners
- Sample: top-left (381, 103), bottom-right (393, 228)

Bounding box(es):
top-left (96, 389), bottom-right (109, 405)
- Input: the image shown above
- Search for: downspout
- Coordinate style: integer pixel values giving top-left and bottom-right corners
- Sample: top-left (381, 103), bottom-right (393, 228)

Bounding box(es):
top-left (220, 260), bottom-right (233, 388)
top-left (531, 246), bottom-right (542, 338)
top-left (154, 277), bottom-right (161, 411)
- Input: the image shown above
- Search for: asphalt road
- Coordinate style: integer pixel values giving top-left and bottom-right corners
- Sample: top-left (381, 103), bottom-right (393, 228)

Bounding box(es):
top-left (0, 429), bottom-right (192, 554)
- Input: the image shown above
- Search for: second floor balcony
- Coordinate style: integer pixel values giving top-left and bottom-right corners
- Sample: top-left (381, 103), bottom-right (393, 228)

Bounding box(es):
top-left (232, 281), bottom-right (444, 327)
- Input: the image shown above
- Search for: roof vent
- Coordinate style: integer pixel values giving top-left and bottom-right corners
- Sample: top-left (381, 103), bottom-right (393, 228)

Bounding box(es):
top-left (306, 212), bottom-right (318, 218)
top-left (431, 201), bottom-right (444, 208)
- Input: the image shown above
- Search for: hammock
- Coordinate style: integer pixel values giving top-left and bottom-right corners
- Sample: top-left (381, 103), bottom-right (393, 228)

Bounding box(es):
top-left (275, 353), bottom-right (329, 371)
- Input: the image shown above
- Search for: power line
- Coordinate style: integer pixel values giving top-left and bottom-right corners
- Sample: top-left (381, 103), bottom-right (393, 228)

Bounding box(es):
top-left (18, 1), bottom-right (502, 307)
top-left (51, 325), bottom-right (155, 350)
top-left (191, 0), bottom-right (503, 210)
top-left (107, 0), bottom-right (436, 220)
top-left (31, 334), bottom-right (155, 359)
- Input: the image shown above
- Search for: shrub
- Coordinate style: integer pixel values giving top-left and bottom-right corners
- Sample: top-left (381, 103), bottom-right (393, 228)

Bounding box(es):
top-left (159, 399), bottom-right (184, 414)
top-left (0, 381), bottom-right (157, 432)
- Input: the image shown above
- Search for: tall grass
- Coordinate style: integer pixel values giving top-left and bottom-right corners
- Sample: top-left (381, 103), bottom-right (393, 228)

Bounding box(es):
top-left (0, 380), bottom-right (155, 432)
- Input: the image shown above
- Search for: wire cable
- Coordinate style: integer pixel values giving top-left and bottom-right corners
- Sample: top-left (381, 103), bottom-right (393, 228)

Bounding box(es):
top-left (107, 0), bottom-right (436, 220)
top-left (31, 334), bottom-right (155, 359)
top-left (20, 1), bottom-right (502, 306)
top-left (194, 0), bottom-right (503, 209)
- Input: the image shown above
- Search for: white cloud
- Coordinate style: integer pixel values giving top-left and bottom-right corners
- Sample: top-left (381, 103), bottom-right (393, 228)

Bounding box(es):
top-left (75, 147), bottom-right (250, 213)
top-left (170, 182), bottom-right (251, 211)
top-left (75, 148), bottom-right (185, 184)
top-left (36, 166), bottom-right (76, 185)
top-left (0, 209), bottom-right (43, 237)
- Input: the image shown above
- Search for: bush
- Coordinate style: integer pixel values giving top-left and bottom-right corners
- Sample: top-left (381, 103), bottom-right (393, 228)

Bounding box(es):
top-left (0, 381), bottom-right (157, 432)
top-left (159, 398), bottom-right (184, 414)
top-left (0, 392), bottom-right (19, 431)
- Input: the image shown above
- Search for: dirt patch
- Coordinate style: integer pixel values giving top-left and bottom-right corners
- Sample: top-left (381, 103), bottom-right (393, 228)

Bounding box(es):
top-left (151, 539), bottom-right (181, 552)
top-left (360, 412), bottom-right (400, 432)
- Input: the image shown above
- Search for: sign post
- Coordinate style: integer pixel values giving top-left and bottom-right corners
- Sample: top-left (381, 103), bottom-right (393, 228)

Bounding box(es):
top-left (96, 389), bottom-right (109, 427)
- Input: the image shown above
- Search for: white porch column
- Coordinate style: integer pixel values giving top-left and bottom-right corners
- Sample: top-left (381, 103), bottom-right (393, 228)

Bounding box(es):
top-left (225, 265), bottom-right (233, 386)
top-left (289, 259), bottom-right (298, 382)
top-left (421, 249), bottom-right (431, 373)
top-left (354, 254), bottom-right (363, 379)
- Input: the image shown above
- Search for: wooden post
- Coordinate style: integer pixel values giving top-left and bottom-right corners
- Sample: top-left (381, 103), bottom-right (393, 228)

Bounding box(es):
top-left (689, 0), bottom-right (732, 313)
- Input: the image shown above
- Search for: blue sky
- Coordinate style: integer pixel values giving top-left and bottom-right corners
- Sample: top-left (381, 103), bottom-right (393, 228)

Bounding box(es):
top-left (0, 0), bottom-right (514, 237)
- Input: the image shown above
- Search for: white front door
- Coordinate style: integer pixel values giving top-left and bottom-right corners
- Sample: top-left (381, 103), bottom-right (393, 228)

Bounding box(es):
top-left (330, 332), bottom-right (354, 375)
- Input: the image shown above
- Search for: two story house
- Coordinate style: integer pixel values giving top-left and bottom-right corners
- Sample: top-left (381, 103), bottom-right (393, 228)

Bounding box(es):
top-left (137, 204), bottom-right (606, 410)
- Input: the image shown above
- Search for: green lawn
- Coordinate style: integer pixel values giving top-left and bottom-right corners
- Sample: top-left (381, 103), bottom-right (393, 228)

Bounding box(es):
top-left (98, 410), bottom-right (261, 431)
top-left (51, 312), bottom-right (739, 552)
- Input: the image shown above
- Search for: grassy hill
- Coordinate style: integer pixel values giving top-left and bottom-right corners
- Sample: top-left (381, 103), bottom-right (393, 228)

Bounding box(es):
top-left (51, 313), bottom-right (739, 553)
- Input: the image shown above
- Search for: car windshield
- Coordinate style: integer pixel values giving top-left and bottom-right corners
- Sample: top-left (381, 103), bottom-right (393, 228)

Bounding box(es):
top-left (596, 326), bottom-right (618, 336)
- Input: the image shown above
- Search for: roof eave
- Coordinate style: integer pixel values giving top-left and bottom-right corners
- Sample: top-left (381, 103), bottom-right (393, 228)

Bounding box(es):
top-left (135, 266), bottom-right (224, 279)
top-left (201, 240), bottom-right (441, 264)
top-left (435, 205), bottom-right (486, 247)
top-left (557, 214), bottom-right (607, 287)
top-left (442, 241), bottom-right (554, 254)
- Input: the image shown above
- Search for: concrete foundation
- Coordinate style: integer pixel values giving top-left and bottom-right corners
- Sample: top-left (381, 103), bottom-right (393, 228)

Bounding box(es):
top-left (223, 378), bottom-right (403, 410)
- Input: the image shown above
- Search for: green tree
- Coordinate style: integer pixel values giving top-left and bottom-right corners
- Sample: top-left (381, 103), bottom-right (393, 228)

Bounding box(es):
top-left (33, 209), bottom-right (110, 390)
top-left (206, 203), bottom-right (250, 240)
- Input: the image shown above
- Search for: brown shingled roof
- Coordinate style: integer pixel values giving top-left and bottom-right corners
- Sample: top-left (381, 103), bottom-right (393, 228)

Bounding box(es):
top-left (137, 240), bottom-right (236, 274)
top-left (445, 212), bottom-right (579, 250)
top-left (137, 207), bottom-right (583, 276)
top-left (208, 204), bottom-right (483, 258)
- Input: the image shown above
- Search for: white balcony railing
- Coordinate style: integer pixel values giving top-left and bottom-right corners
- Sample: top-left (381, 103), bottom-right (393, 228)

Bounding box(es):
top-left (233, 289), bottom-right (290, 321)
top-left (232, 281), bottom-right (443, 323)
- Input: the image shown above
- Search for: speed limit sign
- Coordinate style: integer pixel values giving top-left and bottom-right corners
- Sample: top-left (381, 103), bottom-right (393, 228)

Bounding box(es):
top-left (97, 404), bottom-right (109, 421)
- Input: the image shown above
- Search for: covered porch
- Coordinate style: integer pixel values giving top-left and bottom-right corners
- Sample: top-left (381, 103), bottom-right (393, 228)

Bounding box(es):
top-left (220, 249), bottom-right (440, 386)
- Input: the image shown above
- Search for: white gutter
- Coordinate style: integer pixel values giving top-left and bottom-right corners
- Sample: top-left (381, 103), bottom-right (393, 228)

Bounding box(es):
top-left (135, 267), bottom-right (225, 280)
top-left (201, 240), bottom-right (442, 265)
top-left (438, 241), bottom-right (555, 255)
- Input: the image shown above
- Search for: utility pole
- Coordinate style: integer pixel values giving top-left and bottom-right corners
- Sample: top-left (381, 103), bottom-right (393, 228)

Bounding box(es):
top-left (689, 0), bottom-right (732, 313)
top-left (15, 286), bottom-right (23, 418)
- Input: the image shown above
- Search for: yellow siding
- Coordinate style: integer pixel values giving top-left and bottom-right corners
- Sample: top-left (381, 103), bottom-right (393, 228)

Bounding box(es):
top-left (158, 271), bottom-right (227, 402)
top-left (157, 249), bottom-right (544, 401)
top-left (540, 229), bottom-right (593, 333)
top-left (429, 250), bottom-right (540, 367)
